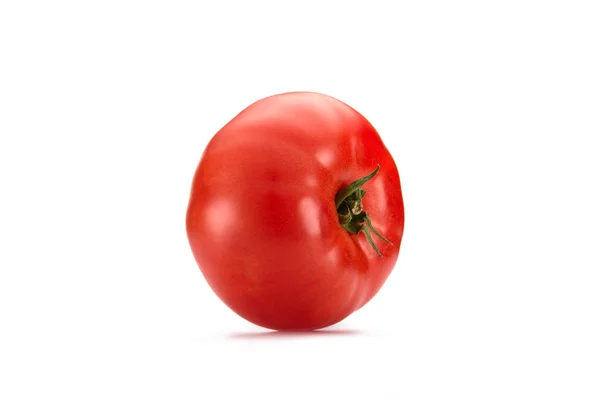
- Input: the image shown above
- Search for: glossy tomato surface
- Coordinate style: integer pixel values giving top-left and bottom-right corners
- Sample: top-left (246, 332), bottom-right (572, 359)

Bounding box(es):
top-left (186, 92), bottom-right (404, 330)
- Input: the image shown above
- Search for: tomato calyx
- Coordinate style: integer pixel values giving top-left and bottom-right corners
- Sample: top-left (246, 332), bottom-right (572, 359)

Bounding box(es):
top-left (335, 165), bottom-right (393, 257)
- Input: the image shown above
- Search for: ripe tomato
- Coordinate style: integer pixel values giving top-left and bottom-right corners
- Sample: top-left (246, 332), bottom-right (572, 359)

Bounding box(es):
top-left (186, 92), bottom-right (404, 330)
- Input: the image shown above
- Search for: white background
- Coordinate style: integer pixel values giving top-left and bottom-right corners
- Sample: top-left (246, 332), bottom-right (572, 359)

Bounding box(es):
top-left (1, 1), bottom-right (599, 398)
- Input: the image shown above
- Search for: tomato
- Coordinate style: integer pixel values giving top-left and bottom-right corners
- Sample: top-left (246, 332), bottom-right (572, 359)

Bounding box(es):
top-left (186, 92), bottom-right (404, 330)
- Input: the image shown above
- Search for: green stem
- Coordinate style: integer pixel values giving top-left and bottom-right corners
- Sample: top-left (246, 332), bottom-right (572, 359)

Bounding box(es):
top-left (335, 165), bottom-right (393, 257)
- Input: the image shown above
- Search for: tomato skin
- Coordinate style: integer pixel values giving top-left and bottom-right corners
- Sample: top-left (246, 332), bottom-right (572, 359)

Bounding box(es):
top-left (186, 92), bottom-right (404, 330)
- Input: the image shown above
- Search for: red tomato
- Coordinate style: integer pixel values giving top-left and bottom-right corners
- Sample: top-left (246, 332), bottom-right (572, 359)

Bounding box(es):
top-left (186, 92), bottom-right (404, 330)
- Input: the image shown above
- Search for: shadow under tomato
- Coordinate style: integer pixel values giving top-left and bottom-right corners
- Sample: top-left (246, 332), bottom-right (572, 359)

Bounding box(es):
top-left (228, 328), bottom-right (365, 340)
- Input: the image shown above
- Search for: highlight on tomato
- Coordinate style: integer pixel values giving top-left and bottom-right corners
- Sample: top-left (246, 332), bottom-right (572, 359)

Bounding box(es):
top-left (186, 92), bottom-right (404, 331)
